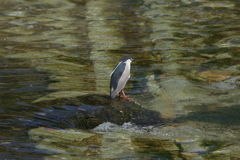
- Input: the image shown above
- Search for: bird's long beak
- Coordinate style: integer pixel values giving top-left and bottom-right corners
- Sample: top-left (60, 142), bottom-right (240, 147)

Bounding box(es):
top-left (132, 59), bottom-right (136, 62)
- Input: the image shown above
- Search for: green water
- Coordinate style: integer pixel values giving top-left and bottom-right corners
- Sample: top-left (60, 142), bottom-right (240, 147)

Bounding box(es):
top-left (0, 0), bottom-right (240, 159)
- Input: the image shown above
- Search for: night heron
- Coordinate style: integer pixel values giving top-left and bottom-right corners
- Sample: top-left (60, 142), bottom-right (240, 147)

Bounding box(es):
top-left (110, 56), bottom-right (135, 99)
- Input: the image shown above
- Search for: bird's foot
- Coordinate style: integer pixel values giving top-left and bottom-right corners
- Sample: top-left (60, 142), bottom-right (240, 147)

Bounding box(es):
top-left (119, 90), bottom-right (134, 101)
top-left (119, 95), bottom-right (134, 102)
top-left (123, 97), bottom-right (134, 102)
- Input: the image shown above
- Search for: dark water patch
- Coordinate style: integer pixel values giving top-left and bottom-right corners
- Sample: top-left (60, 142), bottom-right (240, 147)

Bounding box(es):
top-left (0, 57), bottom-right (55, 152)
top-left (198, 47), bottom-right (232, 56)
top-left (180, 105), bottom-right (240, 126)
top-left (201, 58), bottom-right (238, 69)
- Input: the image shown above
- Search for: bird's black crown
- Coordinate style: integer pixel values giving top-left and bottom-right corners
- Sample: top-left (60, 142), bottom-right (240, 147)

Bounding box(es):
top-left (121, 56), bottom-right (133, 62)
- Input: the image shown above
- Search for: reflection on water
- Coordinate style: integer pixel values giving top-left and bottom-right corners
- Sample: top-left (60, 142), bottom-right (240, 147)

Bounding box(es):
top-left (0, 0), bottom-right (240, 159)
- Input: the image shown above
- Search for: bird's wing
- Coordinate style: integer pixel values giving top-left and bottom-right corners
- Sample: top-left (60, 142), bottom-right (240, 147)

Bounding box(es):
top-left (110, 61), bottom-right (122, 76)
top-left (110, 62), bottom-right (126, 91)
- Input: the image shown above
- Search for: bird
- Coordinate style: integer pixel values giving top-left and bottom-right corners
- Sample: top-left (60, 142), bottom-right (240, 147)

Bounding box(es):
top-left (110, 56), bottom-right (135, 99)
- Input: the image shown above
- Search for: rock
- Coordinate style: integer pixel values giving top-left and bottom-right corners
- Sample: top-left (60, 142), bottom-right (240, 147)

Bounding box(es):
top-left (197, 70), bottom-right (238, 83)
top-left (34, 94), bottom-right (164, 130)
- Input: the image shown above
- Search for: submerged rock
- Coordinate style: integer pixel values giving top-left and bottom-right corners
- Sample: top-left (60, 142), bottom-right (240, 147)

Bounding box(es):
top-left (29, 127), bottom-right (102, 156)
top-left (197, 70), bottom-right (238, 83)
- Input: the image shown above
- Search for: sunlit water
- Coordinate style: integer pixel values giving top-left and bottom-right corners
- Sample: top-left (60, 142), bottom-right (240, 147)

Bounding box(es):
top-left (0, 0), bottom-right (240, 159)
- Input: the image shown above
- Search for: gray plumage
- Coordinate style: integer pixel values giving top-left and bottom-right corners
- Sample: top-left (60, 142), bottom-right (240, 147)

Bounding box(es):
top-left (110, 56), bottom-right (134, 99)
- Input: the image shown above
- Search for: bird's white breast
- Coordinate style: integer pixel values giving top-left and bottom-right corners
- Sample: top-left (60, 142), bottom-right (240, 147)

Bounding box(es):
top-left (125, 60), bottom-right (131, 78)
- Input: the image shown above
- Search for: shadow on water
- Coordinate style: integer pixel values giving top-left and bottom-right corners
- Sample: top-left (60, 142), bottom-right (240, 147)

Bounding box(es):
top-left (179, 104), bottom-right (240, 126)
top-left (34, 94), bottom-right (165, 130)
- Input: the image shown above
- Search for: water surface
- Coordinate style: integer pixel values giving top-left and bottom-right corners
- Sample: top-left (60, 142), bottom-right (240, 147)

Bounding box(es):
top-left (0, 0), bottom-right (240, 159)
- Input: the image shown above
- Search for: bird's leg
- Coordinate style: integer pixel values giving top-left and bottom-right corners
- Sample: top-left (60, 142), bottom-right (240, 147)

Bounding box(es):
top-left (120, 90), bottom-right (134, 102)
top-left (119, 90), bottom-right (125, 98)
top-left (118, 90), bottom-right (124, 99)
top-left (121, 90), bottom-right (127, 99)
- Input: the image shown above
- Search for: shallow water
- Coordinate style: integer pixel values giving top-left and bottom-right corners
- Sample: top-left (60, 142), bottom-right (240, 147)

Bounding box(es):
top-left (0, 0), bottom-right (240, 159)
